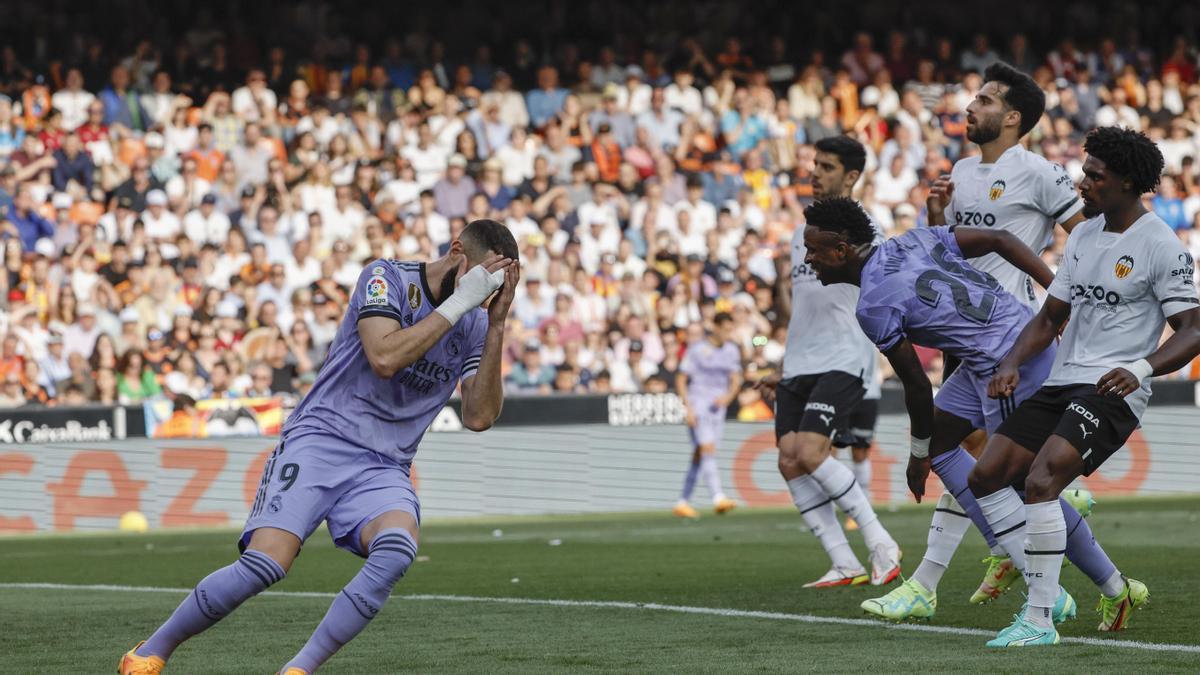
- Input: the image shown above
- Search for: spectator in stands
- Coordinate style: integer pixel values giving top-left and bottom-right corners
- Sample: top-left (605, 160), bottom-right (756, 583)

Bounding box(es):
top-left (0, 11), bottom-right (1196, 412)
top-left (101, 65), bottom-right (149, 132)
top-left (245, 361), bottom-right (275, 398)
top-left (609, 339), bottom-right (657, 392)
top-left (155, 394), bottom-right (206, 438)
top-left (0, 372), bottom-right (25, 407)
top-left (526, 66), bottom-right (568, 128)
top-left (1153, 175), bottom-right (1189, 231)
top-left (116, 349), bottom-right (161, 404)
top-left (506, 339), bottom-right (555, 393)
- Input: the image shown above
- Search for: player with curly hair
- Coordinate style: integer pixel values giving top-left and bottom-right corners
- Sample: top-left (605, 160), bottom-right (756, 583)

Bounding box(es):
top-left (970, 127), bottom-right (1200, 646)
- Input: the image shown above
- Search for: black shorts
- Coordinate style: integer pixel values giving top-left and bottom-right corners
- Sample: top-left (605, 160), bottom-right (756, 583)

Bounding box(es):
top-left (774, 371), bottom-right (865, 442)
top-left (833, 398), bottom-right (879, 449)
top-left (994, 384), bottom-right (1139, 476)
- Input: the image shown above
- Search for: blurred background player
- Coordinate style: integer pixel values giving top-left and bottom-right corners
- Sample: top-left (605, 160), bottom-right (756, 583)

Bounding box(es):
top-left (974, 127), bottom-right (1200, 647)
top-left (923, 60), bottom-right (1091, 603)
top-left (799, 198), bottom-right (1124, 623)
top-left (119, 220), bottom-right (519, 675)
top-left (758, 136), bottom-right (901, 589)
top-left (673, 311), bottom-right (741, 518)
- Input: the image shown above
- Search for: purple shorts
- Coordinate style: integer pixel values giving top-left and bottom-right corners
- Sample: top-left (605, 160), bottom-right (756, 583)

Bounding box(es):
top-left (241, 431), bottom-right (421, 557)
top-left (688, 403), bottom-right (728, 447)
top-left (934, 342), bottom-right (1057, 434)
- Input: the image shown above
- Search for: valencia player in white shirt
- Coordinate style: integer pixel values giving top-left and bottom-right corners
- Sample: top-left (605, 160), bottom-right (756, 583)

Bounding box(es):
top-left (973, 127), bottom-right (1200, 646)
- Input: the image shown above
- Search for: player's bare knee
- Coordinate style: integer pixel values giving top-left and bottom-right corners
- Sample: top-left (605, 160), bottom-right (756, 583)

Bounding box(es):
top-left (850, 446), bottom-right (869, 464)
top-left (360, 510), bottom-right (420, 552)
top-left (966, 464), bottom-right (999, 499)
top-left (1023, 469), bottom-right (1058, 503)
top-left (245, 527), bottom-right (302, 572)
top-left (796, 439), bottom-right (830, 474)
top-left (777, 449), bottom-right (804, 479)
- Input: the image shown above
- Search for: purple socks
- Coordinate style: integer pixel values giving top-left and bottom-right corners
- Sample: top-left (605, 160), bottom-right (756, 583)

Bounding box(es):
top-left (282, 528), bottom-right (417, 673)
top-left (932, 447), bottom-right (1000, 549)
top-left (680, 460), bottom-right (700, 502)
top-left (938, 446), bottom-right (1120, 587)
top-left (138, 549), bottom-right (286, 660)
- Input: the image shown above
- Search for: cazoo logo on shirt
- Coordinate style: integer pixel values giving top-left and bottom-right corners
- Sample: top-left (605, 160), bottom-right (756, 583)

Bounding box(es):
top-left (1071, 284), bottom-right (1121, 307)
top-left (954, 210), bottom-right (997, 227)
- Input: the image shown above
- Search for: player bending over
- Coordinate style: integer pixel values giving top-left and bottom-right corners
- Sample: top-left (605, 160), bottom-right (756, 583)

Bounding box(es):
top-left (758, 136), bottom-right (901, 589)
top-left (926, 61), bottom-right (1090, 602)
top-left (120, 220), bottom-right (520, 674)
top-left (970, 127), bottom-right (1200, 647)
top-left (673, 311), bottom-right (742, 518)
top-left (799, 198), bottom-right (1126, 623)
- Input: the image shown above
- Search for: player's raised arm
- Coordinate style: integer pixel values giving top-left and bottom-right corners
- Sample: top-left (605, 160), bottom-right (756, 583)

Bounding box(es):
top-left (952, 226), bottom-right (1055, 289)
top-left (879, 339), bottom-right (935, 502)
top-left (925, 174), bottom-right (954, 226)
top-left (358, 255), bottom-right (512, 379)
top-left (459, 263), bottom-right (520, 431)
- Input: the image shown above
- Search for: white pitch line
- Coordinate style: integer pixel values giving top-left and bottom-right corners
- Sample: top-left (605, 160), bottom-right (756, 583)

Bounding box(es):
top-left (2, 582), bottom-right (1196, 655)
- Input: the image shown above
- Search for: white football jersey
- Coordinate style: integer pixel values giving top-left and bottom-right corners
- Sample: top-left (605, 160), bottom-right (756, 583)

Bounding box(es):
top-left (782, 222), bottom-right (882, 381)
top-left (1045, 212), bottom-right (1199, 418)
top-left (946, 145), bottom-right (1084, 305)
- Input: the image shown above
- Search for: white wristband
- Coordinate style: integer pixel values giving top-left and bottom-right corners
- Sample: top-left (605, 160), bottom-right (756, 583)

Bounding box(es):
top-left (434, 292), bottom-right (474, 325)
top-left (910, 436), bottom-right (931, 459)
top-left (434, 267), bottom-right (506, 325)
top-left (1121, 358), bottom-right (1153, 386)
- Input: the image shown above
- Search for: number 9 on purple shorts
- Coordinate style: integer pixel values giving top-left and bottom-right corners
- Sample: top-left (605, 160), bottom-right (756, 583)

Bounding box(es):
top-left (241, 432), bottom-right (421, 558)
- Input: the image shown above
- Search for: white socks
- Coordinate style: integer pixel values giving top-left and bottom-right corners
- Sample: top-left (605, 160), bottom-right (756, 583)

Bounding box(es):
top-left (811, 457), bottom-right (893, 551)
top-left (1100, 570), bottom-right (1126, 598)
top-left (787, 475), bottom-right (861, 571)
top-left (699, 455), bottom-right (725, 502)
top-left (849, 458), bottom-right (871, 491)
top-left (977, 487), bottom-right (1028, 574)
top-left (1023, 500), bottom-right (1066, 628)
top-left (912, 493), bottom-right (971, 593)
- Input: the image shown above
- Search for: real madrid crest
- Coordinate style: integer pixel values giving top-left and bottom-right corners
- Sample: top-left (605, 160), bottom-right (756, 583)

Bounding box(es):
top-left (1114, 255), bottom-right (1134, 279)
top-left (989, 179), bottom-right (1006, 201)
top-left (407, 282), bottom-right (423, 310)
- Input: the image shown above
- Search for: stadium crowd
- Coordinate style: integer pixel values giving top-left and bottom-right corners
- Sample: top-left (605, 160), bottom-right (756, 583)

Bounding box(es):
top-left (2, 2), bottom-right (1200, 411)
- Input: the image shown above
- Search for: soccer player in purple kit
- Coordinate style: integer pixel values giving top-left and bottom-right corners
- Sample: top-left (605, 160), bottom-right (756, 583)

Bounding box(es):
top-left (674, 311), bottom-right (742, 518)
top-left (120, 219), bottom-right (520, 675)
top-left (798, 198), bottom-right (1132, 626)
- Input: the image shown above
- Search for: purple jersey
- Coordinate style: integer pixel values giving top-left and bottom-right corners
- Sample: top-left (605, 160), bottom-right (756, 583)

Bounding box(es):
top-left (856, 226), bottom-right (1034, 375)
top-left (681, 339), bottom-right (741, 405)
top-left (284, 260), bottom-right (488, 463)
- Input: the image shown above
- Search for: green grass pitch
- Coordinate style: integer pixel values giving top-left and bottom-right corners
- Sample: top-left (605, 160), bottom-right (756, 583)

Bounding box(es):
top-left (2, 496), bottom-right (1198, 672)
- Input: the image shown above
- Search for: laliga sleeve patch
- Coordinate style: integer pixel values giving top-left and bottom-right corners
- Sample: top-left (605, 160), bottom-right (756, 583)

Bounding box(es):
top-left (365, 275), bottom-right (389, 306)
